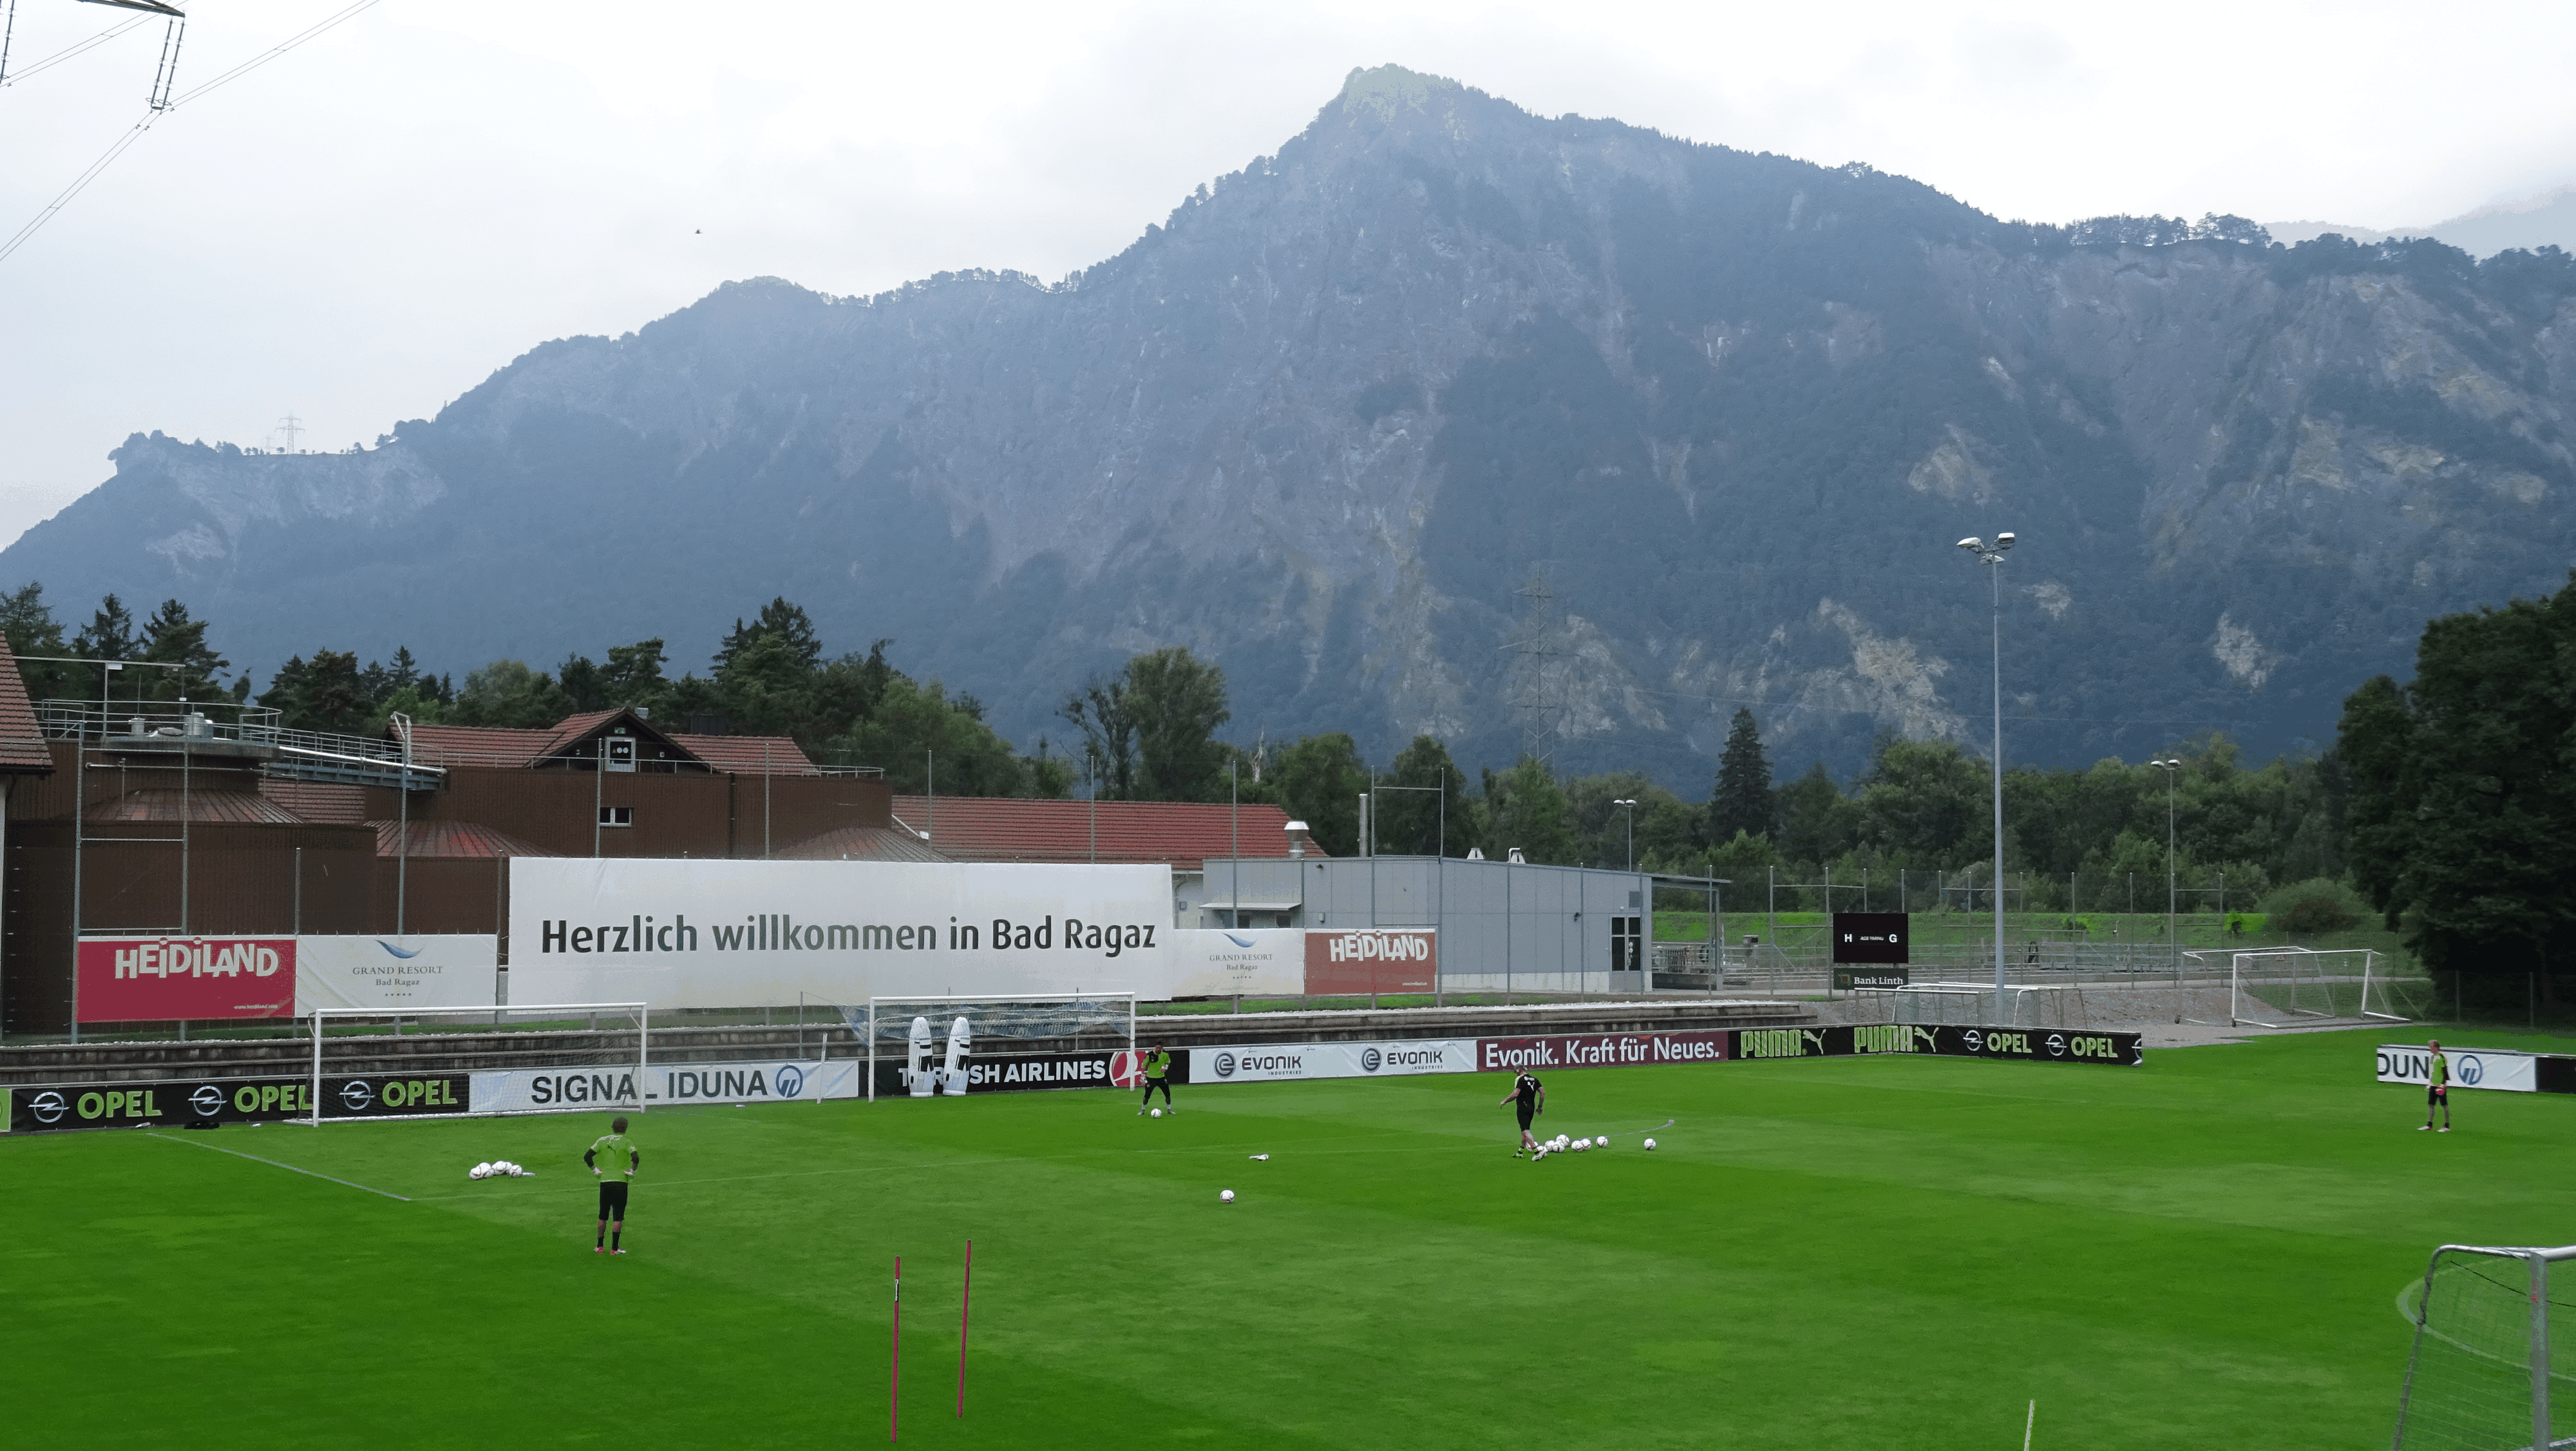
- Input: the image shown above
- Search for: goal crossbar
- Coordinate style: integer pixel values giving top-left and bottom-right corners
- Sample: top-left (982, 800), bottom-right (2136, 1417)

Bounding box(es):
top-left (307, 1001), bottom-right (649, 1124)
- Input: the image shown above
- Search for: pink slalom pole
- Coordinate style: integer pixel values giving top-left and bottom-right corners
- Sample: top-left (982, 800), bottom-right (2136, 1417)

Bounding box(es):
top-left (891, 1255), bottom-right (902, 1441)
top-left (956, 1240), bottom-right (972, 1418)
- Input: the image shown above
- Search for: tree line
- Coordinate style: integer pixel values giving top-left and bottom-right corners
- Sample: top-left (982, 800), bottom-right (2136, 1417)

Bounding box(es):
top-left (0, 578), bottom-right (2445, 938)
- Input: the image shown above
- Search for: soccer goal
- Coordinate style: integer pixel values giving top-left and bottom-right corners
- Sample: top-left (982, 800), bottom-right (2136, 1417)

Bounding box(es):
top-left (2392, 1243), bottom-right (2576, 1450)
top-left (305, 1002), bottom-right (648, 1123)
top-left (2205, 947), bottom-right (2395, 1027)
top-left (849, 994), bottom-right (1137, 1101)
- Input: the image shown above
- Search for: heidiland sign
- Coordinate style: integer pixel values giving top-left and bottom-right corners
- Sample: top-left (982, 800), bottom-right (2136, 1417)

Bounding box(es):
top-left (76, 938), bottom-right (296, 1023)
top-left (507, 858), bottom-right (1176, 1007)
top-left (1303, 929), bottom-right (1436, 995)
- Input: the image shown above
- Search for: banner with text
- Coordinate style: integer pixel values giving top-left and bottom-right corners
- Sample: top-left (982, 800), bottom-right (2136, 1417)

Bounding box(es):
top-left (6, 1074), bottom-right (471, 1132)
top-left (507, 858), bottom-right (1177, 1008)
top-left (470, 1059), bottom-right (859, 1115)
top-left (871, 1048), bottom-right (1148, 1097)
top-left (1303, 929), bottom-right (1437, 995)
top-left (1185, 1039), bottom-right (1478, 1085)
top-left (296, 936), bottom-right (499, 1014)
top-left (2376, 1044), bottom-right (2539, 1094)
top-left (76, 938), bottom-right (296, 1023)
top-left (1167, 929), bottom-right (1305, 998)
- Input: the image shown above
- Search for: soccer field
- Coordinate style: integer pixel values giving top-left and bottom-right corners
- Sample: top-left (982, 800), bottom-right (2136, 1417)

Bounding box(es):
top-left (8, 1028), bottom-right (2570, 1448)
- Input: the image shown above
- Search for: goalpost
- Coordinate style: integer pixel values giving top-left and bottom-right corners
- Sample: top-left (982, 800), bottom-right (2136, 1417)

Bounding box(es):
top-left (851, 993), bottom-right (1137, 1102)
top-left (2219, 947), bottom-right (2394, 1027)
top-left (2393, 1243), bottom-right (2576, 1450)
top-left (307, 1002), bottom-right (648, 1123)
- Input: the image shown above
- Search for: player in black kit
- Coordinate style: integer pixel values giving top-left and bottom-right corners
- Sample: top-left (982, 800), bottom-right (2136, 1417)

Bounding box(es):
top-left (1501, 1069), bottom-right (1545, 1156)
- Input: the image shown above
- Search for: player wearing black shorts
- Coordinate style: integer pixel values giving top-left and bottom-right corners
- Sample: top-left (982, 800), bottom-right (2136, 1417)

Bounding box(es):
top-left (2420, 1040), bottom-right (2452, 1132)
top-left (1501, 1070), bottom-right (1544, 1156)
top-left (1137, 1045), bottom-right (1175, 1113)
top-left (587, 1115), bottom-right (641, 1253)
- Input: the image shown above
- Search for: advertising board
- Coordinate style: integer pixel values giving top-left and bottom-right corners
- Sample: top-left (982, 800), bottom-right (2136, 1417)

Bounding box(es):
top-left (1831, 913), bottom-right (1910, 965)
top-left (1303, 929), bottom-right (1437, 996)
top-left (75, 937), bottom-right (296, 1023)
top-left (7, 1074), bottom-right (471, 1132)
top-left (2375, 1044), bottom-right (2539, 1094)
top-left (1166, 929), bottom-right (1305, 998)
top-left (869, 1050), bottom-right (1146, 1097)
top-left (506, 858), bottom-right (1177, 1007)
top-left (1186, 1039), bottom-right (1477, 1085)
top-left (469, 1059), bottom-right (859, 1115)
top-left (294, 935), bottom-right (500, 1014)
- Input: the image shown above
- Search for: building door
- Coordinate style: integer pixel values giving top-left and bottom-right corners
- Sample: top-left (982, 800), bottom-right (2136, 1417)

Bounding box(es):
top-left (1611, 916), bottom-right (1642, 973)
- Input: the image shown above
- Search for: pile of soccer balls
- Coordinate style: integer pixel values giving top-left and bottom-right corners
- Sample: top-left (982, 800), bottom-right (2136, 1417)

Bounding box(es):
top-left (1530, 1133), bottom-right (1607, 1159)
top-left (469, 1160), bottom-right (530, 1180)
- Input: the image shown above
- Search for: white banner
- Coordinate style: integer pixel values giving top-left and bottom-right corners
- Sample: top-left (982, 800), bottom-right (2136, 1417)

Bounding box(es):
top-left (1166, 929), bottom-right (1305, 998)
top-left (294, 936), bottom-right (498, 1014)
top-left (2376, 1044), bottom-right (2536, 1093)
top-left (1188, 1039), bottom-right (1479, 1085)
top-left (507, 858), bottom-right (1177, 1008)
top-left (470, 1059), bottom-right (860, 1115)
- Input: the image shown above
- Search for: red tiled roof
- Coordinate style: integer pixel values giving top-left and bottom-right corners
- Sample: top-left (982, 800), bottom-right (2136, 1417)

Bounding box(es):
top-left (669, 734), bottom-right (816, 775)
top-left (371, 819), bottom-right (560, 858)
top-left (402, 723), bottom-right (553, 768)
top-left (396, 716), bottom-right (812, 775)
top-left (260, 779), bottom-right (367, 824)
top-left (0, 636), bottom-right (53, 775)
top-left (90, 788), bottom-right (305, 824)
top-left (889, 796), bottom-right (1315, 873)
top-left (772, 824), bottom-right (953, 862)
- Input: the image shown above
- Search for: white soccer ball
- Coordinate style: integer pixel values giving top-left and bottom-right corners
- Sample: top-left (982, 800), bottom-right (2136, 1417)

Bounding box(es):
top-left (1595, 1137), bottom-right (1611, 1148)
top-left (1151, 1108), bottom-right (1162, 1118)
top-left (473, 1162), bottom-right (493, 1178)
top-left (1220, 1189), bottom-right (1235, 1204)
top-left (1643, 1138), bottom-right (1658, 1150)
top-left (1575, 1140), bottom-right (1590, 1152)
top-left (504, 1162), bottom-right (524, 1176)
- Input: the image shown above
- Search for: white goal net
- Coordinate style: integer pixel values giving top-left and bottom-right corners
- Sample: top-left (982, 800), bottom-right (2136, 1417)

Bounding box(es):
top-left (307, 1002), bottom-right (647, 1123)
top-left (849, 994), bottom-right (1137, 1101)
top-left (2394, 1244), bottom-right (2576, 1450)
top-left (2191, 947), bottom-right (2404, 1028)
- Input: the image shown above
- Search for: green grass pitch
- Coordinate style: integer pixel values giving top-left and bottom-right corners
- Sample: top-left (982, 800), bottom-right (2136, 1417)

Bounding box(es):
top-left (7, 1028), bottom-right (2570, 1448)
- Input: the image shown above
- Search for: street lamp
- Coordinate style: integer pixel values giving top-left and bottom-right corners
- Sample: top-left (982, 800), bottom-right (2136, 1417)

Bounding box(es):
top-left (2151, 757), bottom-right (2183, 984)
top-left (1957, 531), bottom-right (2016, 1023)
top-left (1613, 799), bottom-right (1638, 872)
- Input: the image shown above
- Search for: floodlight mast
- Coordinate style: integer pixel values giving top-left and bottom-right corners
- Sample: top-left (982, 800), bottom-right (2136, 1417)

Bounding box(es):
top-left (2152, 757), bottom-right (2183, 985)
top-left (1957, 530), bottom-right (2017, 1021)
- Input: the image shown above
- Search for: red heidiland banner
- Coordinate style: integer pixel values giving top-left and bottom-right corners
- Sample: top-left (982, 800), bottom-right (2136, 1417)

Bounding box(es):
top-left (77, 937), bottom-right (298, 1023)
top-left (1303, 929), bottom-right (1437, 995)
top-left (1476, 1030), bottom-right (1732, 1072)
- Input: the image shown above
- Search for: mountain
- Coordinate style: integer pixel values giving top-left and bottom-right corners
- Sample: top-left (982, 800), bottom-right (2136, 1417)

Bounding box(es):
top-left (10, 65), bottom-right (2576, 786)
top-left (2268, 184), bottom-right (2576, 257)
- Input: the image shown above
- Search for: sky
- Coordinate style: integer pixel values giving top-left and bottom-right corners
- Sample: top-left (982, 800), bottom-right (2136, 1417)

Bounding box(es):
top-left (1, 0), bottom-right (2571, 550)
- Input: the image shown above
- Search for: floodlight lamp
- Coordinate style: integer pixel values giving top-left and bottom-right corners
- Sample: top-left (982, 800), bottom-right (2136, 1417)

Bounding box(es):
top-left (1996, 532), bottom-right (2016, 549)
top-left (1956, 536), bottom-right (1984, 551)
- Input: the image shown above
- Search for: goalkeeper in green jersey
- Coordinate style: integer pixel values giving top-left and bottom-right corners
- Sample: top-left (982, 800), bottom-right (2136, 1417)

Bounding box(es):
top-left (2419, 1041), bottom-right (2452, 1133)
top-left (587, 1116), bottom-right (641, 1253)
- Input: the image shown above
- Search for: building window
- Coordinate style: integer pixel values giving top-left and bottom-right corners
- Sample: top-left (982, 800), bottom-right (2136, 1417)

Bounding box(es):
top-left (599, 806), bottom-right (633, 827)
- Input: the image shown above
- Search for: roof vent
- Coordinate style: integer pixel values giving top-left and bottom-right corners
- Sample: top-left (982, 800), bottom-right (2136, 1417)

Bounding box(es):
top-left (1506, 847), bottom-right (1526, 865)
top-left (1466, 846), bottom-right (1485, 861)
top-left (1283, 819), bottom-right (1311, 858)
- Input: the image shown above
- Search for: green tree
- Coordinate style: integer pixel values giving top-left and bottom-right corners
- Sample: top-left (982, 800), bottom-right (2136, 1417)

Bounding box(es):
top-left (1481, 755), bottom-right (1577, 865)
top-left (1709, 708), bottom-right (1774, 841)
top-left (1854, 737), bottom-right (1985, 862)
top-left (1125, 647), bottom-right (1231, 801)
top-left (451, 659), bottom-right (575, 729)
top-left (1272, 732), bottom-right (1369, 855)
top-left (1379, 735), bottom-right (1470, 856)
top-left (138, 598), bottom-right (229, 701)
top-left (1774, 762), bottom-right (1858, 867)
top-left (261, 650), bottom-right (374, 733)
top-left (715, 598), bottom-right (822, 676)
top-left (1057, 676), bottom-right (1137, 800)
top-left (0, 582), bottom-right (78, 701)
top-left (840, 676), bottom-right (1029, 795)
top-left (2338, 571), bottom-right (2576, 980)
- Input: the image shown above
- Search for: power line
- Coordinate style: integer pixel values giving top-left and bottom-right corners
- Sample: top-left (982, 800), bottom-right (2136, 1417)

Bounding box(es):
top-left (0, 0), bottom-right (386, 267)
top-left (0, 14), bottom-right (151, 90)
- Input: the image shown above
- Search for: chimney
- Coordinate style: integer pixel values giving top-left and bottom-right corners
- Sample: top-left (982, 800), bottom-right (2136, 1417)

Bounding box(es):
top-left (1283, 820), bottom-right (1311, 858)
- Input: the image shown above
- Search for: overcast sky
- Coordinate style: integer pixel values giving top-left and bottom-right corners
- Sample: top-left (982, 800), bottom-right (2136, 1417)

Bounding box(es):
top-left (2, 0), bottom-right (2570, 551)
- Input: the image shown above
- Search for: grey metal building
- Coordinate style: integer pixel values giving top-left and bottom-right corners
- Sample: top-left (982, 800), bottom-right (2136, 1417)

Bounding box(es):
top-left (1198, 855), bottom-right (1655, 994)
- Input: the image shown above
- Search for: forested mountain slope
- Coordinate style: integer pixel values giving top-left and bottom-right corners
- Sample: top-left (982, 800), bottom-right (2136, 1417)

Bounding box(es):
top-left (10, 64), bottom-right (2575, 783)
